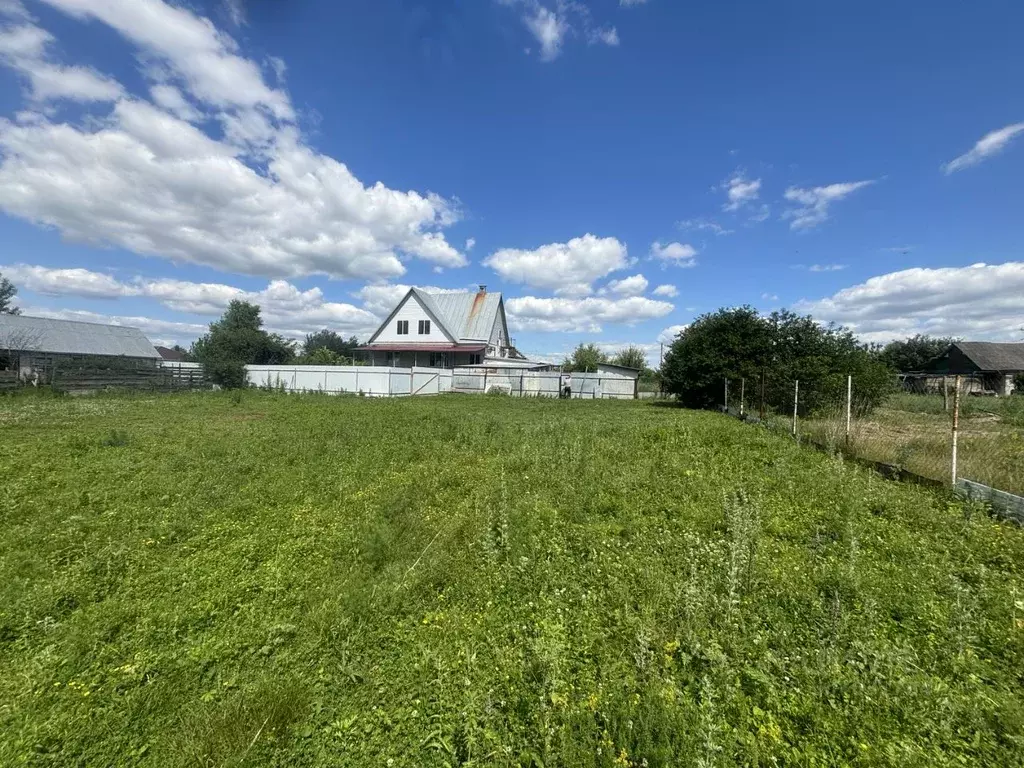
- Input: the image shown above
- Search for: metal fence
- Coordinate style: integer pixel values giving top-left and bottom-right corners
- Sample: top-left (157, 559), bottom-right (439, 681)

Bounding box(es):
top-left (721, 372), bottom-right (1024, 501)
top-left (245, 365), bottom-right (454, 397)
top-left (451, 369), bottom-right (638, 399)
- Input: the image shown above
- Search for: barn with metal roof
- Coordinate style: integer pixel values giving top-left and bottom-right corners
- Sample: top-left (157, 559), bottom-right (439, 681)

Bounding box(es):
top-left (0, 314), bottom-right (160, 381)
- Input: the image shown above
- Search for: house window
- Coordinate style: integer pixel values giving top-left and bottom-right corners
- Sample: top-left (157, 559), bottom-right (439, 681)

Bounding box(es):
top-left (418, 320), bottom-right (431, 335)
top-left (429, 352), bottom-right (448, 368)
top-left (469, 353), bottom-right (482, 365)
top-left (397, 320), bottom-right (409, 335)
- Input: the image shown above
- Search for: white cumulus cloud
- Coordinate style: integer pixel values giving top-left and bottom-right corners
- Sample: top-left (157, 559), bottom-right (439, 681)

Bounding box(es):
top-left (506, 295), bottom-right (673, 333)
top-left (782, 180), bottom-right (874, 230)
top-left (657, 324), bottom-right (688, 344)
top-left (943, 122), bottom-right (1024, 174)
top-left (650, 241), bottom-right (697, 267)
top-left (0, 0), bottom-right (465, 281)
top-left (795, 262), bottom-right (1024, 343)
top-left (652, 284), bottom-right (678, 297)
top-left (603, 273), bottom-right (648, 297)
top-left (484, 234), bottom-right (629, 297)
top-left (2, 263), bottom-right (381, 337)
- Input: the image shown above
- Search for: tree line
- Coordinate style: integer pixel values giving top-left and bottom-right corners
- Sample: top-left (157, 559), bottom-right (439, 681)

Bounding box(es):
top-left (658, 306), bottom-right (966, 414)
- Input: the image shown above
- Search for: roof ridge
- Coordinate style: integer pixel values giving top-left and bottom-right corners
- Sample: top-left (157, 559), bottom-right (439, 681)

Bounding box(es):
top-left (2, 314), bottom-right (144, 332)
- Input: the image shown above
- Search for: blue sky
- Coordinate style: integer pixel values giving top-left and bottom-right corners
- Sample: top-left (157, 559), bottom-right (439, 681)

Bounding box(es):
top-left (0, 0), bottom-right (1022, 362)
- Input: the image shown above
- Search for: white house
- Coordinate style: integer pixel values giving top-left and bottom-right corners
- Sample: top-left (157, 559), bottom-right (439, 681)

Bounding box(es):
top-left (360, 286), bottom-right (516, 368)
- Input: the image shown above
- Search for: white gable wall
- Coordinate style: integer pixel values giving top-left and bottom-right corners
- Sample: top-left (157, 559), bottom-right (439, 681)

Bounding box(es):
top-left (488, 304), bottom-right (509, 356)
top-left (373, 294), bottom-right (452, 343)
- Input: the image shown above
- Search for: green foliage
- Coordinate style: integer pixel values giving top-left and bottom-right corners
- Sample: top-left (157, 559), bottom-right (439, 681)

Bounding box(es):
top-left (611, 345), bottom-right (647, 371)
top-left (562, 342), bottom-right (608, 372)
top-left (662, 306), bottom-right (894, 414)
top-left (3, 394), bottom-right (1024, 765)
top-left (878, 334), bottom-right (958, 373)
top-left (1015, 373), bottom-right (1024, 394)
top-left (0, 271), bottom-right (20, 315)
top-left (298, 347), bottom-right (345, 366)
top-left (191, 300), bottom-right (295, 389)
top-left (302, 330), bottom-right (360, 362)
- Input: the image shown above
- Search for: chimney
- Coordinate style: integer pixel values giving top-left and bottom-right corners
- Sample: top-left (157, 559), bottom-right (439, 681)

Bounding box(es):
top-left (477, 284), bottom-right (487, 294)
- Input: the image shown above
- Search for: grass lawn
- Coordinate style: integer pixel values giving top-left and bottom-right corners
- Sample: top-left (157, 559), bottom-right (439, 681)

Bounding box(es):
top-left (801, 394), bottom-right (1024, 496)
top-left (3, 392), bottom-right (1024, 766)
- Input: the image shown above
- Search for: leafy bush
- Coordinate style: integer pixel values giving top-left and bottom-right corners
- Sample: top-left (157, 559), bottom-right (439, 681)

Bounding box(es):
top-left (662, 306), bottom-right (893, 415)
top-left (298, 347), bottom-right (345, 366)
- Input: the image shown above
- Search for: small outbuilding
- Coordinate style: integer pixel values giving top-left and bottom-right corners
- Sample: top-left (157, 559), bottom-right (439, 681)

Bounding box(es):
top-left (0, 314), bottom-right (160, 381)
top-left (924, 342), bottom-right (1024, 396)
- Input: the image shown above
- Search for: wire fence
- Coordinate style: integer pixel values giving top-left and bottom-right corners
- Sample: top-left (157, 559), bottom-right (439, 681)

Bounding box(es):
top-left (722, 372), bottom-right (1024, 499)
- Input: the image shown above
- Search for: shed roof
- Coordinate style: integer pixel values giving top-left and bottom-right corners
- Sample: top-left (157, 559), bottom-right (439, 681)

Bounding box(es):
top-left (0, 314), bottom-right (160, 358)
top-left (952, 342), bottom-right (1024, 372)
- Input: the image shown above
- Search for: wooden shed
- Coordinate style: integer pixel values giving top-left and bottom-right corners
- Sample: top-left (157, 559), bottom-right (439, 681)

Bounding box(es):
top-left (924, 342), bottom-right (1024, 396)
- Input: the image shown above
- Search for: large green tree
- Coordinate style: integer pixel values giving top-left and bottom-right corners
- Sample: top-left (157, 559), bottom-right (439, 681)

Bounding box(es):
top-left (562, 343), bottom-right (608, 373)
top-left (191, 301), bottom-right (295, 388)
top-left (611, 345), bottom-right (648, 371)
top-left (661, 306), bottom-right (893, 414)
top-left (0, 271), bottom-right (20, 315)
top-left (877, 334), bottom-right (957, 373)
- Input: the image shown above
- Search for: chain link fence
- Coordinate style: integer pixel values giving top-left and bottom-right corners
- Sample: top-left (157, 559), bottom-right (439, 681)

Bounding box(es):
top-left (722, 372), bottom-right (1024, 498)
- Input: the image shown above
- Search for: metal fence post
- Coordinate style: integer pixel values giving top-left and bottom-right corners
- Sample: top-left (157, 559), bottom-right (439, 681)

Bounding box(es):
top-left (943, 376), bottom-right (949, 411)
top-left (724, 377), bottom-right (729, 412)
top-left (759, 369), bottom-right (766, 422)
top-left (792, 380), bottom-right (799, 438)
top-left (951, 374), bottom-right (961, 486)
top-left (845, 375), bottom-right (852, 446)
top-left (739, 378), bottom-right (745, 418)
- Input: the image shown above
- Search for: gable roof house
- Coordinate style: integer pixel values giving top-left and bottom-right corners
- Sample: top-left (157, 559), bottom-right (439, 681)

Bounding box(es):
top-left (924, 341), bottom-right (1024, 396)
top-left (360, 286), bottom-right (518, 368)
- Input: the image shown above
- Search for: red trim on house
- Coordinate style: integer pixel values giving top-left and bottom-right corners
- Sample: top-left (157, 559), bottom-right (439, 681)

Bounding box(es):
top-left (359, 343), bottom-right (486, 352)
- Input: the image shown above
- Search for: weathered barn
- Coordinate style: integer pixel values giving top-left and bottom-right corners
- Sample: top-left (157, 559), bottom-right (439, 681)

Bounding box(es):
top-left (0, 314), bottom-right (160, 382)
top-left (924, 342), bottom-right (1024, 396)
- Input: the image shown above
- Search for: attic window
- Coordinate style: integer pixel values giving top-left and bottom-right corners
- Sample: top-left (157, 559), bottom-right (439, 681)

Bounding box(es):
top-left (418, 320), bottom-right (431, 335)
top-left (397, 320), bottom-right (409, 335)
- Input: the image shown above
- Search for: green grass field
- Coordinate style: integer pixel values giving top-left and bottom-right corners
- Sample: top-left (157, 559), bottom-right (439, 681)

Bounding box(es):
top-left (3, 392), bottom-right (1024, 767)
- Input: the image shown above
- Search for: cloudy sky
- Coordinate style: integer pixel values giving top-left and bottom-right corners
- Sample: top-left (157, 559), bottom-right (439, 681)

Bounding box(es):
top-left (0, 0), bottom-right (1022, 363)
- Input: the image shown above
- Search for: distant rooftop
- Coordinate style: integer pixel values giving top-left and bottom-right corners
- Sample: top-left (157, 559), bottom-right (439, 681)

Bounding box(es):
top-left (0, 314), bottom-right (160, 359)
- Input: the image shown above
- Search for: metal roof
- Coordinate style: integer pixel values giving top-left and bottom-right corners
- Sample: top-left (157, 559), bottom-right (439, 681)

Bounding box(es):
top-left (0, 314), bottom-right (160, 358)
top-left (416, 289), bottom-right (503, 342)
top-left (953, 342), bottom-right (1024, 372)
